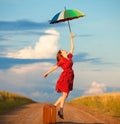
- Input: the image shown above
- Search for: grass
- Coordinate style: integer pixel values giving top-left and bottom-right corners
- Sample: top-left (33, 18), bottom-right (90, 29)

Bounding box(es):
top-left (0, 91), bottom-right (35, 114)
top-left (69, 92), bottom-right (120, 117)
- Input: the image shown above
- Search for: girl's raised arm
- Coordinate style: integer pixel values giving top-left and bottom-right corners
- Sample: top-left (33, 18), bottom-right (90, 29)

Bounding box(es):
top-left (69, 33), bottom-right (75, 54)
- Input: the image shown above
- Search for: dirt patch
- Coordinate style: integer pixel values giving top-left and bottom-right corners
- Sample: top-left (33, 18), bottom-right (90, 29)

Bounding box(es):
top-left (0, 102), bottom-right (119, 124)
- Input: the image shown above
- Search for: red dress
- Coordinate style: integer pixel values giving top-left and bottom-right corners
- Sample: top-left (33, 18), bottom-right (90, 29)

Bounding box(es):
top-left (56, 53), bottom-right (74, 93)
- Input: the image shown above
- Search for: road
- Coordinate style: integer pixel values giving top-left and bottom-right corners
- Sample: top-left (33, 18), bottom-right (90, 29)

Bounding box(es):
top-left (0, 103), bottom-right (119, 124)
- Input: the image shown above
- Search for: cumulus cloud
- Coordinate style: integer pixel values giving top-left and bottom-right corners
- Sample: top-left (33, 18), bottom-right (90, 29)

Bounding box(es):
top-left (6, 28), bottom-right (59, 59)
top-left (31, 91), bottom-right (50, 99)
top-left (30, 91), bottom-right (59, 102)
top-left (84, 81), bottom-right (106, 95)
top-left (0, 62), bottom-right (53, 90)
top-left (0, 62), bottom-right (59, 101)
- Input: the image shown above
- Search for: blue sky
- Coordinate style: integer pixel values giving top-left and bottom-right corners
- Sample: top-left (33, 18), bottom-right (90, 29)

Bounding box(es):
top-left (0, 0), bottom-right (120, 102)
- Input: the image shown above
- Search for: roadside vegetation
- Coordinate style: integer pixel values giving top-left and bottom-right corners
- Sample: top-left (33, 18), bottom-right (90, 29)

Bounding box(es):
top-left (69, 92), bottom-right (120, 117)
top-left (0, 91), bottom-right (35, 114)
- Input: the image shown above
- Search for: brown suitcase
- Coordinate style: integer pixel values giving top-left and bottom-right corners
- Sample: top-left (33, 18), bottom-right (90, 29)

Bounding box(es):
top-left (43, 104), bottom-right (56, 124)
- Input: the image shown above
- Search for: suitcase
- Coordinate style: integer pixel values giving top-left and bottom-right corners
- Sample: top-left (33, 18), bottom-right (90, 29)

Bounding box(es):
top-left (43, 104), bottom-right (56, 124)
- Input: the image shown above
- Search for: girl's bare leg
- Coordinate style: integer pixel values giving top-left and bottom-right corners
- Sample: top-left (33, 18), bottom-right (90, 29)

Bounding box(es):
top-left (54, 92), bottom-right (68, 107)
top-left (54, 96), bottom-right (62, 106)
top-left (54, 92), bottom-right (68, 119)
top-left (60, 92), bottom-right (68, 108)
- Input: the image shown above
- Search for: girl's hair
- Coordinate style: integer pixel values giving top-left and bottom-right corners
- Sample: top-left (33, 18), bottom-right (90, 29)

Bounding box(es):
top-left (56, 50), bottom-right (63, 62)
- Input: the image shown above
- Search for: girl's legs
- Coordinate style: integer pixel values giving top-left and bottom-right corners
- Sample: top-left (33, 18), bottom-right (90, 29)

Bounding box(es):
top-left (54, 92), bottom-right (69, 119)
top-left (60, 92), bottom-right (68, 108)
top-left (54, 92), bottom-right (68, 107)
top-left (54, 96), bottom-right (62, 107)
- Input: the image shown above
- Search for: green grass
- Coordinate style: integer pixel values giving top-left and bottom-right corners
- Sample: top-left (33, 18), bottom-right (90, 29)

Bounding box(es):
top-left (0, 91), bottom-right (35, 114)
top-left (69, 92), bottom-right (120, 117)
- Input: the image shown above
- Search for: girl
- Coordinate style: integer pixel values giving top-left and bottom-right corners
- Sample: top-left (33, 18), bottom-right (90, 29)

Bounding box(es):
top-left (43, 33), bottom-right (75, 119)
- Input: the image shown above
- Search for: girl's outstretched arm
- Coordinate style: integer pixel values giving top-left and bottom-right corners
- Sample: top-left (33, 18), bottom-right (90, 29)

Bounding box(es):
top-left (43, 65), bottom-right (58, 78)
top-left (69, 33), bottom-right (75, 54)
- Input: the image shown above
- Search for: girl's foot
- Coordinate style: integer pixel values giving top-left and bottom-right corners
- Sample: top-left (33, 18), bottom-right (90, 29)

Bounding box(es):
top-left (58, 108), bottom-right (64, 119)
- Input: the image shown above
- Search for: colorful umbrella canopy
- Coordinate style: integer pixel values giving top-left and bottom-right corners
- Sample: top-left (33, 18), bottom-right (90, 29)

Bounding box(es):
top-left (50, 9), bottom-right (85, 32)
top-left (50, 9), bottom-right (85, 24)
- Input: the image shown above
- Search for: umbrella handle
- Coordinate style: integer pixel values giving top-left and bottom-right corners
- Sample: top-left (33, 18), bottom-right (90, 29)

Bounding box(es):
top-left (68, 20), bottom-right (72, 33)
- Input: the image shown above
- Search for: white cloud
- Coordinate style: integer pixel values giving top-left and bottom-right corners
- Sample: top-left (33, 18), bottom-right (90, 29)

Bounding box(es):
top-left (6, 28), bottom-right (59, 59)
top-left (0, 62), bottom-right (60, 101)
top-left (9, 62), bottom-right (52, 74)
top-left (30, 91), bottom-right (58, 102)
top-left (0, 62), bottom-right (54, 90)
top-left (31, 91), bottom-right (50, 98)
top-left (84, 81), bottom-right (106, 95)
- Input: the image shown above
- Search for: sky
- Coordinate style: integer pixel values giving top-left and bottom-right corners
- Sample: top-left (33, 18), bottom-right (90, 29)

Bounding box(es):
top-left (0, 0), bottom-right (120, 102)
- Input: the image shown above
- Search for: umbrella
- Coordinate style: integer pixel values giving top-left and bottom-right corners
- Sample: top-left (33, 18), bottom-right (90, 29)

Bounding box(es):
top-left (50, 8), bottom-right (85, 32)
